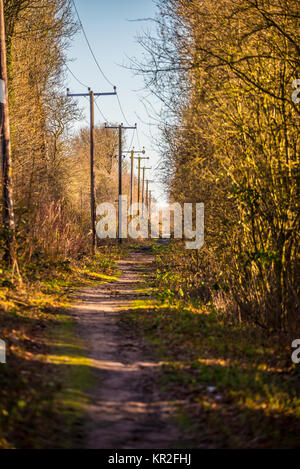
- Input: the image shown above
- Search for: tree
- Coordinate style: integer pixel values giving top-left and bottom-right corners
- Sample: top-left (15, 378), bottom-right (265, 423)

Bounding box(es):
top-left (0, 0), bottom-right (15, 265)
top-left (135, 0), bottom-right (300, 331)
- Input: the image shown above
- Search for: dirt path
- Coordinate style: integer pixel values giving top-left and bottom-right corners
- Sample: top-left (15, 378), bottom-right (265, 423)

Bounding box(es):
top-left (71, 251), bottom-right (184, 449)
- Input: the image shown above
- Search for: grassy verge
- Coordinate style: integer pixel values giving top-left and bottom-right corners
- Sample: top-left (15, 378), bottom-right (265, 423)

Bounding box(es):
top-left (0, 247), bottom-right (122, 449)
top-left (123, 246), bottom-right (300, 449)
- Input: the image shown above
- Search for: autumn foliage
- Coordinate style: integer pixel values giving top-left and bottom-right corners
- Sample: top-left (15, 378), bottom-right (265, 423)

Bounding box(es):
top-left (136, 0), bottom-right (300, 332)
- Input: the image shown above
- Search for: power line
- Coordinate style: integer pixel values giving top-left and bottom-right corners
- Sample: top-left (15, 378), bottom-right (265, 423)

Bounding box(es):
top-left (71, 0), bottom-right (115, 88)
top-left (65, 62), bottom-right (89, 89)
top-left (128, 127), bottom-right (136, 151)
top-left (105, 123), bottom-right (137, 243)
top-left (95, 100), bottom-right (108, 123)
top-left (66, 70), bottom-right (109, 123)
top-left (116, 93), bottom-right (130, 126)
top-left (67, 88), bottom-right (117, 254)
top-left (71, 0), bottom-right (135, 132)
top-left (71, 1), bottom-right (142, 147)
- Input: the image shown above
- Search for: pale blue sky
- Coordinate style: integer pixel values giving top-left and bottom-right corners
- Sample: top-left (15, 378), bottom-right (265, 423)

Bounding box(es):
top-left (65, 0), bottom-right (165, 203)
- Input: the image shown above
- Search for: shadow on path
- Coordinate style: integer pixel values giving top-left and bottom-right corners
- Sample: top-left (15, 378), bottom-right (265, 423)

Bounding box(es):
top-left (71, 252), bottom-right (186, 449)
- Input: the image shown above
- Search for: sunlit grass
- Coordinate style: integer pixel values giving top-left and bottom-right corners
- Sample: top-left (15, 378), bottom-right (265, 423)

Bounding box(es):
top-left (77, 269), bottom-right (120, 282)
top-left (0, 250), bottom-right (120, 448)
top-left (123, 264), bottom-right (300, 448)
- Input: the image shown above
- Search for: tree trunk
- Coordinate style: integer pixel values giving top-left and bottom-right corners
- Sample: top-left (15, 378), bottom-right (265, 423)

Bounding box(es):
top-left (0, 0), bottom-right (15, 265)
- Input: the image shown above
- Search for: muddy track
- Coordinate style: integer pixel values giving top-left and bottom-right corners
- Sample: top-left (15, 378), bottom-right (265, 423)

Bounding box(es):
top-left (71, 251), bottom-right (184, 449)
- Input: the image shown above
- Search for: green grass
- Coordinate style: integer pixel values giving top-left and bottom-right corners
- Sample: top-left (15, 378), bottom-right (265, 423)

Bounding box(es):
top-left (0, 248), bottom-right (121, 449)
top-left (123, 267), bottom-right (300, 448)
top-left (41, 317), bottom-right (95, 449)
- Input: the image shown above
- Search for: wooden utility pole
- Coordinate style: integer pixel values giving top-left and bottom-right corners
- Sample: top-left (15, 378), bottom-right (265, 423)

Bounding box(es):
top-left (146, 179), bottom-right (154, 211)
top-left (67, 86), bottom-right (116, 255)
top-left (123, 147), bottom-right (145, 214)
top-left (0, 0), bottom-right (15, 265)
top-left (136, 155), bottom-right (149, 215)
top-left (105, 123), bottom-right (137, 244)
top-left (141, 166), bottom-right (152, 216)
top-left (89, 89), bottom-right (96, 254)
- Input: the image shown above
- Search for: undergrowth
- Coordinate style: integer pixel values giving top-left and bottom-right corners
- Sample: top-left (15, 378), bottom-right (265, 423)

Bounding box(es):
top-left (123, 244), bottom-right (300, 449)
top-left (0, 245), bottom-right (122, 448)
